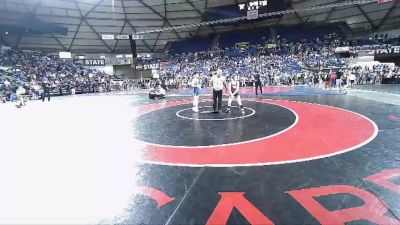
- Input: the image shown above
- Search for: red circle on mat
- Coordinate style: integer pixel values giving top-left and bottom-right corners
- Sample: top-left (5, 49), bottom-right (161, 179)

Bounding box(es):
top-left (133, 98), bottom-right (378, 167)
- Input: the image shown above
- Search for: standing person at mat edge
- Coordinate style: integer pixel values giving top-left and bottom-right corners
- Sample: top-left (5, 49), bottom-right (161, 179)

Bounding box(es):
top-left (226, 74), bottom-right (245, 114)
top-left (210, 69), bottom-right (226, 113)
top-left (254, 73), bottom-right (262, 95)
top-left (191, 73), bottom-right (201, 112)
top-left (41, 81), bottom-right (51, 102)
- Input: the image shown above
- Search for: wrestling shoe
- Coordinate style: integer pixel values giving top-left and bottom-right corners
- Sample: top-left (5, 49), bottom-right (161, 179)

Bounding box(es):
top-left (192, 107), bottom-right (199, 112)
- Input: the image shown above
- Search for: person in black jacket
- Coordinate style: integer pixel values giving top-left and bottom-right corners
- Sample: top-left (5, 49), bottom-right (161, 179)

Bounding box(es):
top-left (254, 74), bottom-right (263, 95)
top-left (336, 70), bottom-right (343, 89)
top-left (41, 81), bottom-right (50, 102)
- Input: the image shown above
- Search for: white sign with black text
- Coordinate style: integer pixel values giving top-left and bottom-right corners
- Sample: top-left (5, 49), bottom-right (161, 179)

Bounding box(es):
top-left (134, 63), bottom-right (160, 70)
top-left (117, 34), bottom-right (130, 40)
top-left (101, 34), bottom-right (115, 40)
top-left (74, 59), bottom-right (106, 66)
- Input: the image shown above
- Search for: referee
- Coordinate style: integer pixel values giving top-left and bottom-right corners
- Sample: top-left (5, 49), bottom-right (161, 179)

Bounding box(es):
top-left (210, 69), bottom-right (226, 113)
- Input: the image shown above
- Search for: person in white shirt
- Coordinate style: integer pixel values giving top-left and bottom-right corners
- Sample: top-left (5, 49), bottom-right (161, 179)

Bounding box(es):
top-left (191, 73), bottom-right (201, 112)
top-left (346, 70), bottom-right (352, 87)
top-left (158, 85), bottom-right (166, 96)
top-left (15, 86), bottom-right (26, 108)
top-left (349, 71), bottom-right (356, 88)
top-left (210, 69), bottom-right (226, 113)
top-left (226, 74), bottom-right (244, 114)
top-left (149, 84), bottom-right (166, 100)
top-left (4, 79), bottom-right (10, 88)
top-left (241, 76), bottom-right (247, 87)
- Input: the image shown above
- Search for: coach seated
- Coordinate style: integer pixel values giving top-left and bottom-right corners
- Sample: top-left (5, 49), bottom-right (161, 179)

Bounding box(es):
top-left (149, 84), bottom-right (166, 100)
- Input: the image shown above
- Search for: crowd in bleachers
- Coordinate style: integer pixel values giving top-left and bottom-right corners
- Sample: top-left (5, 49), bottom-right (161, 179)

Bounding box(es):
top-left (155, 28), bottom-right (400, 89)
top-left (0, 49), bottom-right (141, 104)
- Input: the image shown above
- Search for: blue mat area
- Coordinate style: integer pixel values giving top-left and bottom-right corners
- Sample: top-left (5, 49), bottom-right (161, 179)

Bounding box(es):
top-left (168, 86), bottom-right (342, 97)
top-left (269, 86), bottom-right (342, 96)
top-left (354, 84), bottom-right (400, 95)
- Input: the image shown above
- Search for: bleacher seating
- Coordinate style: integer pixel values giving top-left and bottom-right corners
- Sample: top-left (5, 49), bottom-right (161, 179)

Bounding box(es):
top-left (170, 36), bottom-right (215, 54)
top-left (218, 27), bottom-right (270, 49)
top-left (275, 23), bottom-right (346, 42)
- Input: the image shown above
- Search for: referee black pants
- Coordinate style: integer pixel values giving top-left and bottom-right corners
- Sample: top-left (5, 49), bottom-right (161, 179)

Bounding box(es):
top-left (213, 89), bottom-right (222, 112)
top-left (42, 90), bottom-right (50, 102)
top-left (255, 82), bottom-right (263, 95)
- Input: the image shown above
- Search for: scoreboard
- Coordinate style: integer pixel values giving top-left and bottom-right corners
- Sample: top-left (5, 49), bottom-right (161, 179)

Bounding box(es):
top-left (238, 0), bottom-right (269, 11)
top-left (204, 0), bottom-right (289, 22)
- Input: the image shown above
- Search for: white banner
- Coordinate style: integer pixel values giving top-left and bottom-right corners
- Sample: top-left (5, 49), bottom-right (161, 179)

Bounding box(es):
top-left (117, 34), bottom-right (130, 40)
top-left (59, 51), bottom-right (72, 59)
top-left (335, 47), bottom-right (350, 53)
top-left (101, 34), bottom-right (115, 40)
top-left (133, 63), bottom-right (160, 70)
top-left (74, 59), bottom-right (106, 66)
top-left (132, 35), bottom-right (144, 40)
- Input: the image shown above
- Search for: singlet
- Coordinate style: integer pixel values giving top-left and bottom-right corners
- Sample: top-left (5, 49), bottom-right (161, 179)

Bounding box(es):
top-left (230, 79), bottom-right (239, 94)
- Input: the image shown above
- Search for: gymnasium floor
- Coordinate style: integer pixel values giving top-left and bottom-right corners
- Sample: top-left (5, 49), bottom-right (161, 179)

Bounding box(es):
top-left (1, 86), bottom-right (399, 225)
